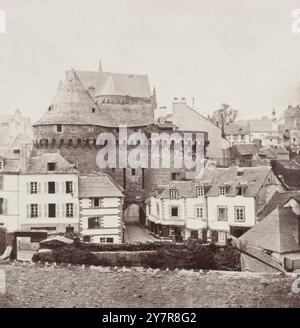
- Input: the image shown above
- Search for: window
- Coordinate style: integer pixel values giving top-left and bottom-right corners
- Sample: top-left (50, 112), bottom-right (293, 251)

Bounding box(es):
top-left (57, 124), bottom-right (62, 132)
top-left (13, 149), bottom-right (20, 154)
top-left (99, 237), bottom-right (114, 243)
top-left (170, 189), bottom-right (177, 199)
top-left (48, 204), bottom-right (56, 218)
top-left (66, 203), bottom-right (74, 218)
top-left (219, 187), bottom-right (227, 196)
top-left (88, 217), bottom-right (101, 229)
top-left (30, 182), bottom-right (38, 194)
top-left (31, 204), bottom-right (38, 218)
top-left (66, 181), bottom-right (73, 194)
top-left (0, 161), bottom-right (3, 170)
top-left (196, 186), bottom-right (204, 197)
top-left (91, 108), bottom-right (95, 113)
top-left (83, 236), bottom-right (91, 243)
top-left (47, 162), bottom-right (56, 171)
top-left (171, 206), bottom-right (178, 217)
top-left (196, 207), bottom-right (204, 219)
top-left (48, 182), bottom-right (55, 194)
top-left (65, 226), bottom-right (74, 234)
top-left (235, 206), bottom-right (245, 222)
top-left (0, 176), bottom-right (3, 190)
top-left (190, 230), bottom-right (199, 240)
top-left (131, 169), bottom-right (136, 176)
top-left (236, 186), bottom-right (243, 196)
top-left (91, 198), bottom-right (100, 207)
top-left (218, 206), bottom-right (228, 221)
top-left (171, 173), bottom-right (177, 181)
top-left (218, 231), bottom-right (227, 243)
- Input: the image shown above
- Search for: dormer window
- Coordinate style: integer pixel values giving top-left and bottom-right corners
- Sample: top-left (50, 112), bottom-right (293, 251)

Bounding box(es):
top-left (196, 186), bottom-right (205, 197)
top-left (47, 162), bottom-right (56, 171)
top-left (219, 186), bottom-right (227, 196)
top-left (170, 189), bottom-right (177, 199)
top-left (236, 186), bottom-right (243, 196)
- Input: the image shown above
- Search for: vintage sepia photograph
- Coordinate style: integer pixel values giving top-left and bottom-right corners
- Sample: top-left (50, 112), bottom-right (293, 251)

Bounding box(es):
top-left (1, 0), bottom-right (300, 313)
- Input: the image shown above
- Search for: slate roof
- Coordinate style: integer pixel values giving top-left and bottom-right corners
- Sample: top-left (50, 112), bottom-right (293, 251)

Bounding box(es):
top-left (258, 191), bottom-right (300, 219)
top-left (26, 152), bottom-right (78, 174)
top-left (233, 143), bottom-right (258, 156)
top-left (224, 124), bottom-right (249, 135)
top-left (157, 166), bottom-right (272, 199)
top-left (258, 146), bottom-right (289, 158)
top-left (239, 207), bottom-right (300, 254)
top-left (34, 69), bottom-right (154, 127)
top-left (200, 166), bottom-right (272, 197)
top-left (75, 71), bottom-right (151, 98)
top-left (237, 119), bottom-right (273, 132)
top-left (79, 174), bottom-right (124, 198)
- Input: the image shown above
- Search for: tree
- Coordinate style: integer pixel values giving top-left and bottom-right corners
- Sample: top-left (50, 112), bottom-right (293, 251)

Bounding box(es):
top-left (212, 103), bottom-right (239, 129)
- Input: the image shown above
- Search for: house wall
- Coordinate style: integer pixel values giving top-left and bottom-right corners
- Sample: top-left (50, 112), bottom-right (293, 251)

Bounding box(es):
top-left (80, 197), bottom-right (123, 244)
top-left (207, 196), bottom-right (256, 233)
top-left (171, 102), bottom-right (229, 166)
top-left (0, 174), bottom-right (20, 232)
top-left (147, 195), bottom-right (208, 240)
top-left (19, 173), bottom-right (79, 233)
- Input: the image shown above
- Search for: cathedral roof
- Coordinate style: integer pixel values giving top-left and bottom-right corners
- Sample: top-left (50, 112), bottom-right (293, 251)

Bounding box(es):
top-left (34, 69), bottom-right (154, 127)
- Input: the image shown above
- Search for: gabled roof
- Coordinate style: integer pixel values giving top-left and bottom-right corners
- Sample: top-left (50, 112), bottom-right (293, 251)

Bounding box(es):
top-left (240, 207), bottom-right (300, 254)
top-left (34, 69), bottom-right (154, 127)
top-left (233, 143), bottom-right (258, 156)
top-left (26, 152), bottom-right (77, 174)
top-left (224, 124), bottom-right (249, 135)
top-left (76, 70), bottom-right (151, 98)
top-left (258, 191), bottom-right (300, 219)
top-left (79, 173), bottom-right (124, 198)
top-left (237, 119), bottom-right (273, 132)
top-left (157, 180), bottom-right (202, 199)
top-left (200, 166), bottom-right (272, 197)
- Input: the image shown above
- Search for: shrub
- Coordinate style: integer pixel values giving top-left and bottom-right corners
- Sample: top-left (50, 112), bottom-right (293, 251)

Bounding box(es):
top-left (32, 251), bottom-right (56, 263)
top-left (213, 246), bottom-right (241, 271)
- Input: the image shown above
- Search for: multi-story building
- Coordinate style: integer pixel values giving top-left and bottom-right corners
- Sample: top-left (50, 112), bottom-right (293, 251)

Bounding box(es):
top-left (0, 155), bottom-right (21, 232)
top-left (224, 124), bottom-right (250, 146)
top-left (146, 181), bottom-right (208, 241)
top-left (204, 166), bottom-right (284, 243)
top-left (237, 110), bottom-right (279, 147)
top-left (79, 174), bottom-right (124, 244)
top-left (146, 166), bottom-right (284, 244)
top-left (19, 152), bottom-right (80, 234)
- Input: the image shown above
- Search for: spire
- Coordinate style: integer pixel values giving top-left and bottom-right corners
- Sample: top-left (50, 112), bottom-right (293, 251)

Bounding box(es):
top-left (152, 86), bottom-right (157, 109)
top-left (99, 58), bottom-right (102, 72)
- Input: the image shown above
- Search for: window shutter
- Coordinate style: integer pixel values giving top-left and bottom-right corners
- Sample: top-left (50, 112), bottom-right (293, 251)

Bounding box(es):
top-left (26, 205), bottom-right (30, 218)
top-left (62, 182), bottom-right (65, 194)
top-left (56, 182), bottom-right (59, 194)
top-left (225, 208), bottom-right (228, 220)
top-left (44, 204), bottom-right (48, 218)
top-left (38, 205), bottom-right (42, 218)
top-left (73, 182), bottom-right (77, 196)
top-left (56, 204), bottom-right (60, 218)
top-left (26, 183), bottom-right (30, 194)
top-left (44, 183), bottom-right (48, 193)
top-left (62, 204), bottom-right (65, 218)
top-left (38, 183), bottom-right (41, 194)
top-left (3, 199), bottom-right (8, 215)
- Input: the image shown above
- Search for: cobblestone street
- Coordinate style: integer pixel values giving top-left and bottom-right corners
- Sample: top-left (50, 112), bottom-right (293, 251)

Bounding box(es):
top-left (1, 264), bottom-right (300, 308)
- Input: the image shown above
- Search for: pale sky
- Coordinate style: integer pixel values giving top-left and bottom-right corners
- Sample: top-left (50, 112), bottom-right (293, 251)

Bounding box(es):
top-left (1, 0), bottom-right (300, 122)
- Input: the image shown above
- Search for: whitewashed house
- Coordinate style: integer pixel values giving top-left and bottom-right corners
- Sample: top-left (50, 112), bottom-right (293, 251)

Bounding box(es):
top-left (204, 166), bottom-right (284, 244)
top-left (19, 152), bottom-right (80, 234)
top-left (146, 181), bottom-right (208, 241)
top-left (0, 155), bottom-right (21, 231)
top-left (79, 174), bottom-right (124, 244)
